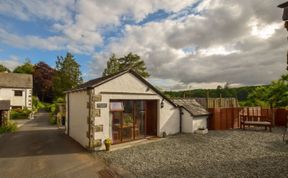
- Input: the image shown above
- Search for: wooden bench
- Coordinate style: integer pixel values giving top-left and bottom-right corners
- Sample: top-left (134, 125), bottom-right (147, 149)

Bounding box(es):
top-left (240, 115), bottom-right (272, 132)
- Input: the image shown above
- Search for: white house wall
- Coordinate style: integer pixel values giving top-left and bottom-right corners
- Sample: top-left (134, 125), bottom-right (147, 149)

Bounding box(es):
top-left (181, 109), bottom-right (208, 133)
top-left (67, 91), bottom-right (89, 148)
top-left (181, 109), bottom-right (193, 133)
top-left (0, 88), bottom-right (32, 109)
top-left (192, 116), bottom-right (208, 132)
top-left (92, 73), bottom-right (179, 150)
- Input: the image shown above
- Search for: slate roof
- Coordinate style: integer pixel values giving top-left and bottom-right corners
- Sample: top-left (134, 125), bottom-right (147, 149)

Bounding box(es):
top-left (68, 69), bottom-right (177, 107)
top-left (75, 70), bottom-right (125, 90)
top-left (173, 98), bottom-right (209, 116)
top-left (0, 100), bottom-right (10, 110)
top-left (0, 73), bottom-right (33, 88)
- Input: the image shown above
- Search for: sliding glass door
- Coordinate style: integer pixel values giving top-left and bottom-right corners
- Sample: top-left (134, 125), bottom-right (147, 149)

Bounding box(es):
top-left (134, 101), bottom-right (146, 139)
top-left (111, 100), bottom-right (147, 143)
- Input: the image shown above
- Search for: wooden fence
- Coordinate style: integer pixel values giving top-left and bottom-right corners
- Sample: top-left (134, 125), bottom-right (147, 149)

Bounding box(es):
top-left (195, 98), bottom-right (239, 108)
top-left (208, 108), bottom-right (287, 130)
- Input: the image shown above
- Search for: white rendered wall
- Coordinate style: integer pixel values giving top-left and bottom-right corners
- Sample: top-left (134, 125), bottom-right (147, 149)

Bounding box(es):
top-left (181, 109), bottom-right (208, 133)
top-left (68, 91), bottom-right (89, 148)
top-left (92, 73), bottom-right (179, 150)
top-left (192, 116), bottom-right (208, 132)
top-left (0, 88), bottom-right (32, 109)
top-left (181, 109), bottom-right (193, 133)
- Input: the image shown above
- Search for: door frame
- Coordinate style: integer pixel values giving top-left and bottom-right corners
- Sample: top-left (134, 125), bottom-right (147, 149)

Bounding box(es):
top-left (110, 99), bottom-right (158, 144)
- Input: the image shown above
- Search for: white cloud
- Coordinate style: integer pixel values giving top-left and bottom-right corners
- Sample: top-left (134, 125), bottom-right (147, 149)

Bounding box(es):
top-left (0, 0), bottom-right (287, 89)
top-left (0, 56), bottom-right (22, 70)
top-left (250, 20), bottom-right (282, 39)
top-left (90, 0), bottom-right (287, 89)
top-left (198, 46), bottom-right (241, 57)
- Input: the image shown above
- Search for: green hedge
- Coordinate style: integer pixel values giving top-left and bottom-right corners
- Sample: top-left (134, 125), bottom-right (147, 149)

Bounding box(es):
top-left (10, 108), bottom-right (32, 120)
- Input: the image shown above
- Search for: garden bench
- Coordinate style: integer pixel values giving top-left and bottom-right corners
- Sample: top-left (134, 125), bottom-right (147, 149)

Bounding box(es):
top-left (240, 115), bottom-right (272, 132)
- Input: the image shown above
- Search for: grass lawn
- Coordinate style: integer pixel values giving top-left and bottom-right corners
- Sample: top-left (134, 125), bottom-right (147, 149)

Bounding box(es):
top-left (97, 128), bottom-right (288, 178)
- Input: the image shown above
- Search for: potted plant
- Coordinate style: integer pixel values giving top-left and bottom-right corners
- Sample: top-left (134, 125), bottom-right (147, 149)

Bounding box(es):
top-left (104, 138), bottom-right (112, 151)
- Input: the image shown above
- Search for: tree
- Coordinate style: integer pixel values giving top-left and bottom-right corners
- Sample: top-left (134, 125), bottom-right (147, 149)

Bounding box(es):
top-left (33, 62), bottom-right (56, 102)
top-left (0, 64), bottom-right (10, 72)
top-left (102, 52), bottom-right (150, 78)
top-left (247, 73), bottom-right (288, 107)
top-left (102, 54), bottom-right (120, 77)
top-left (53, 53), bottom-right (83, 97)
top-left (13, 59), bottom-right (34, 74)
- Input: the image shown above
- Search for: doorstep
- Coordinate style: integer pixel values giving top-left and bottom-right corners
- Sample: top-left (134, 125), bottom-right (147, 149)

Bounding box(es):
top-left (110, 137), bottom-right (163, 151)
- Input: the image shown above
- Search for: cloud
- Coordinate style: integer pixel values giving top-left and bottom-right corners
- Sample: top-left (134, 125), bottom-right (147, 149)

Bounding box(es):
top-left (0, 0), bottom-right (286, 89)
top-left (0, 56), bottom-right (22, 70)
top-left (0, 0), bottom-right (197, 54)
top-left (0, 0), bottom-right (74, 22)
top-left (89, 0), bottom-right (287, 89)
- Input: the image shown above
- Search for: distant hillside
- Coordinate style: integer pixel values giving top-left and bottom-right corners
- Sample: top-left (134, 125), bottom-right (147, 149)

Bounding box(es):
top-left (164, 85), bottom-right (268, 101)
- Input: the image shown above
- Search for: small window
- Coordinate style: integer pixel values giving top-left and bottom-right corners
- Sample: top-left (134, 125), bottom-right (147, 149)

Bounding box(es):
top-left (14, 90), bottom-right (23, 96)
top-left (110, 102), bottom-right (124, 111)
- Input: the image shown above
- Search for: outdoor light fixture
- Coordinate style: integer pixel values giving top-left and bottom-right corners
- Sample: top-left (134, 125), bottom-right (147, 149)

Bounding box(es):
top-left (160, 98), bottom-right (164, 108)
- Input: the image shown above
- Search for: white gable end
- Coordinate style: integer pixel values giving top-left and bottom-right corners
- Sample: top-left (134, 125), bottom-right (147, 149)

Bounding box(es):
top-left (94, 73), bottom-right (156, 95)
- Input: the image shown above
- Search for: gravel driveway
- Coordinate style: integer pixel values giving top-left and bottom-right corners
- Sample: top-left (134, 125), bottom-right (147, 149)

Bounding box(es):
top-left (97, 128), bottom-right (288, 178)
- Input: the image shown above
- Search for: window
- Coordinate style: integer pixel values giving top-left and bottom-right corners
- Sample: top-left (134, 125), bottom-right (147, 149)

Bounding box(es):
top-left (14, 90), bottom-right (23, 96)
top-left (110, 102), bottom-right (124, 111)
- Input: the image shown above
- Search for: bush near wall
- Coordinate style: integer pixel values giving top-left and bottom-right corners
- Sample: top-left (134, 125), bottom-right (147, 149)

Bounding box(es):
top-left (49, 113), bottom-right (57, 125)
top-left (10, 108), bottom-right (32, 120)
top-left (0, 121), bottom-right (17, 134)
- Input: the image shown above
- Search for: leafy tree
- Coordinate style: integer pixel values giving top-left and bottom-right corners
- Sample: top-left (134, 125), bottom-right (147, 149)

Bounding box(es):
top-left (53, 53), bottom-right (83, 97)
top-left (102, 52), bottom-right (150, 78)
top-left (33, 62), bottom-right (56, 102)
top-left (102, 54), bottom-right (120, 77)
top-left (0, 64), bottom-right (10, 72)
top-left (13, 59), bottom-right (34, 74)
top-left (247, 74), bottom-right (288, 107)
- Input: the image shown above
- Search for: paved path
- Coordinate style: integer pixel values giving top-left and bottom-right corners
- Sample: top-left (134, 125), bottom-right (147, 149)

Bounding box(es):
top-left (0, 111), bottom-right (123, 178)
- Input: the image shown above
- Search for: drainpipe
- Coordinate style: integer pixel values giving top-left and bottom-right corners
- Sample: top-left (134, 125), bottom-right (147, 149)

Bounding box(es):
top-left (179, 107), bottom-right (183, 133)
top-left (67, 93), bottom-right (70, 136)
top-left (87, 87), bottom-right (94, 151)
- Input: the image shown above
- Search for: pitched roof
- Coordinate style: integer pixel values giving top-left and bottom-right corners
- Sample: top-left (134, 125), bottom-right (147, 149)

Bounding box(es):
top-left (68, 69), bottom-right (177, 107)
top-left (0, 100), bottom-right (10, 110)
top-left (0, 73), bottom-right (33, 88)
top-left (173, 98), bottom-right (209, 116)
top-left (74, 69), bottom-right (126, 90)
top-left (278, 2), bottom-right (288, 8)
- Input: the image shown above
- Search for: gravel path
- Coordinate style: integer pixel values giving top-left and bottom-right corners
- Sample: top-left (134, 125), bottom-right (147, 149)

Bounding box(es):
top-left (97, 128), bottom-right (288, 178)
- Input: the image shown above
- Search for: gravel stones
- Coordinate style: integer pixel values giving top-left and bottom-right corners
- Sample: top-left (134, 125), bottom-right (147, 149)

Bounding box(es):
top-left (97, 128), bottom-right (288, 178)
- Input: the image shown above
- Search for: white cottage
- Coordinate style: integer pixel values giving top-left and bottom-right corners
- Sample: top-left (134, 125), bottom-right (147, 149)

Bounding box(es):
top-left (0, 73), bottom-right (33, 109)
top-left (66, 69), bottom-right (209, 151)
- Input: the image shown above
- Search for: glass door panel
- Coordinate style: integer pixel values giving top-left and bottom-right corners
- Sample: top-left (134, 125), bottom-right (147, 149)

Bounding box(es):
top-left (134, 101), bottom-right (146, 139)
top-left (122, 101), bottom-right (133, 142)
top-left (112, 112), bottom-right (122, 144)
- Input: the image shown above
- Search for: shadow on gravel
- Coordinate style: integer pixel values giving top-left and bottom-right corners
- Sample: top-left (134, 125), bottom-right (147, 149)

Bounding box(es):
top-left (264, 140), bottom-right (288, 153)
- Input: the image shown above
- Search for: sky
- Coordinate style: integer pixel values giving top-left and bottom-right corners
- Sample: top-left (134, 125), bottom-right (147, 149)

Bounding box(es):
top-left (0, 0), bottom-right (287, 90)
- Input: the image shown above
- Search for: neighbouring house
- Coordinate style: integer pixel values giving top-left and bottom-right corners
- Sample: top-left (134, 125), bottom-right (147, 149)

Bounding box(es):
top-left (65, 69), bottom-right (209, 151)
top-left (0, 100), bottom-right (11, 126)
top-left (0, 73), bottom-right (33, 109)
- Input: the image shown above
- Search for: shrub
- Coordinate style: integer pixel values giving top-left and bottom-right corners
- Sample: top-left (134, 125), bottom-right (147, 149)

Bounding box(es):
top-left (0, 121), bottom-right (17, 134)
top-left (49, 114), bottom-right (57, 125)
top-left (10, 108), bottom-right (32, 120)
